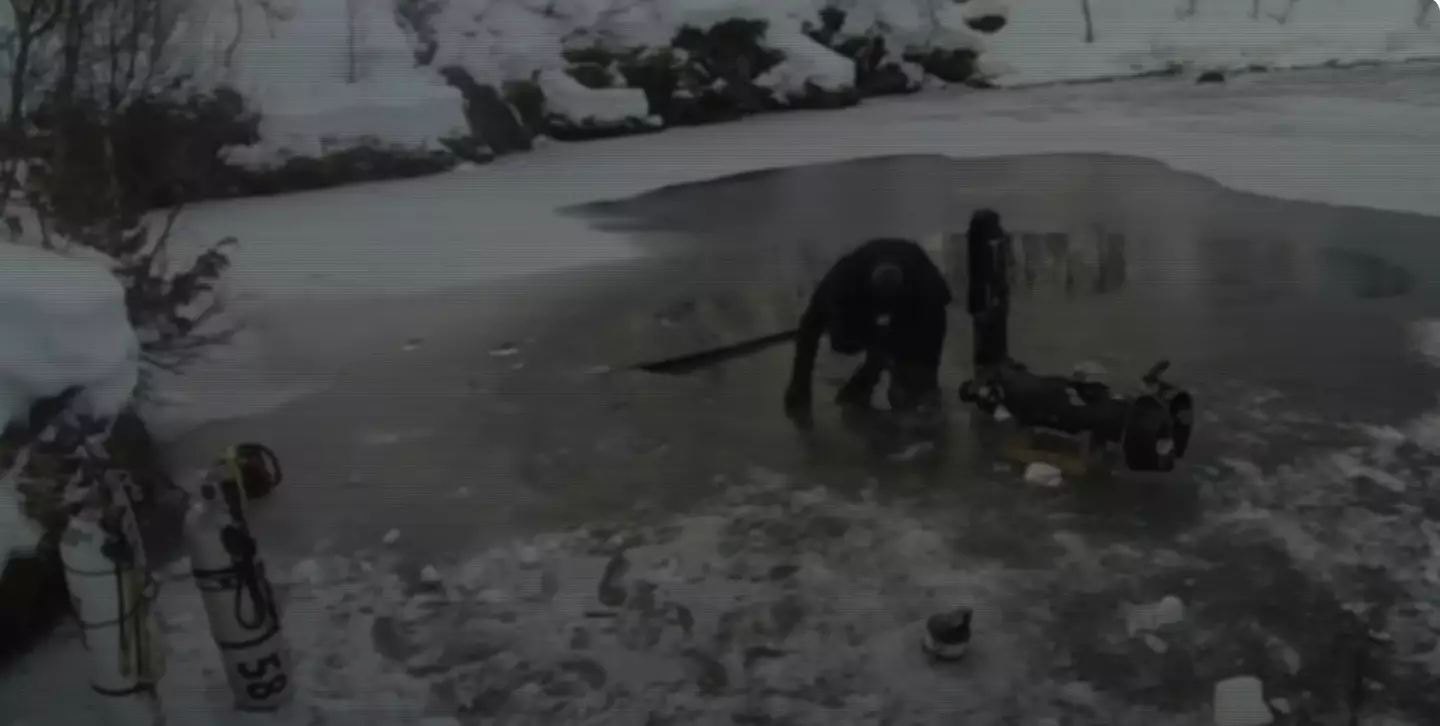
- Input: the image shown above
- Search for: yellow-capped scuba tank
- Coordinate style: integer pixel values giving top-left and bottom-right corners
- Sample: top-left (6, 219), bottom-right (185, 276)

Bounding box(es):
top-left (219, 444), bottom-right (282, 500)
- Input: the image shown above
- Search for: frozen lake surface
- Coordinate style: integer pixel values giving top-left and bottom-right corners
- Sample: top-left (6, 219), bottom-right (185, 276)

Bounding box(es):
top-left (9, 63), bottom-right (1440, 726)
top-left (156, 152), bottom-right (1440, 726)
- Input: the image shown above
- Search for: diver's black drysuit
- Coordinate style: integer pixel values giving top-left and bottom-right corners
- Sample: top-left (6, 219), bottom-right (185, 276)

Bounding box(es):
top-left (785, 238), bottom-right (952, 427)
top-left (967, 209), bottom-right (1011, 373)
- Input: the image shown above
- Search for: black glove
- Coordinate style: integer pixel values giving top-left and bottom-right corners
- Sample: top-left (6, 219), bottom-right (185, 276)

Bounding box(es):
top-left (784, 384), bottom-right (813, 430)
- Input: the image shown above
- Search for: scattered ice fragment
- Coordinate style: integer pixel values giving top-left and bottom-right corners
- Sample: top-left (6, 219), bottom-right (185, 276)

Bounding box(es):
top-left (1066, 387), bottom-right (1086, 406)
top-left (511, 362), bottom-right (525, 371)
top-left (1268, 698), bottom-right (1291, 715)
top-left (1126, 595), bottom-right (1185, 635)
top-left (1213, 676), bottom-right (1273, 726)
top-left (1157, 438), bottom-right (1175, 457)
top-left (1276, 643), bottom-right (1302, 674)
top-left (402, 337), bottom-right (422, 351)
top-left (1059, 681), bottom-right (1098, 706)
top-left (1024, 463), bottom-right (1064, 487)
top-left (1144, 633), bottom-right (1169, 653)
top-left (1073, 361), bottom-right (1108, 381)
top-left (420, 566), bottom-right (441, 584)
top-left (290, 559), bottom-right (323, 585)
top-left (382, 529), bottom-right (401, 545)
top-left (993, 405), bottom-right (1012, 422)
top-left (1369, 629), bottom-right (1393, 643)
top-left (889, 441), bottom-right (935, 462)
top-left (454, 486), bottom-right (469, 498)
top-left (489, 343), bottom-right (520, 357)
top-left (517, 545), bottom-right (541, 567)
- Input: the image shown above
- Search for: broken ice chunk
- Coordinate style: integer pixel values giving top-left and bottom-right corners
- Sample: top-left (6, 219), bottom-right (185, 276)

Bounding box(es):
top-left (1268, 698), bottom-right (1290, 715)
top-left (289, 559), bottom-right (323, 586)
top-left (889, 441), bottom-right (935, 462)
top-left (420, 566), bottom-right (442, 584)
top-left (1024, 463), bottom-right (1064, 487)
top-left (489, 342), bottom-right (520, 357)
top-left (1058, 681), bottom-right (1099, 706)
top-left (1143, 633), bottom-right (1168, 654)
top-left (1213, 676), bottom-right (1273, 726)
top-left (1125, 595), bottom-right (1185, 635)
top-left (517, 545), bottom-right (542, 567)
top-left (993, 405), bottom-right (1012, 422)
top-left (1072, 361), bottom-right (1108, 381)
top-left (382, 529), bottom-right (401, 545)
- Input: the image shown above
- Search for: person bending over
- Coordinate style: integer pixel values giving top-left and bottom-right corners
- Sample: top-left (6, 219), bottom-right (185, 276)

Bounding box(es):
top-left (784, 238), bottom-right (953, 429)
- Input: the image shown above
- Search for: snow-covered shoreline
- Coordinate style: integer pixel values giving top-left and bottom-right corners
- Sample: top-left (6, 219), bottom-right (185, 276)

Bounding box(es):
top-left (154, 0), bottom-right (1440, 182)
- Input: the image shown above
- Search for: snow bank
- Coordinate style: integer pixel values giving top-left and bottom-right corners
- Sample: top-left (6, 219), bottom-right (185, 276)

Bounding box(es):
top-left (0, 244), bottom-right (138, 431)
top-left (0, 243), bottom-right (139, 562)
top-left (176, 0), bottom-right (468, 167)
top-left (537, 69), bottom-right (657, 127)
top-left (757, 24), bottom-right (857, 97)
top-left (430, 0), bottom-right (988, 86)
top-left (987, 0), bottom-right (1440, 86)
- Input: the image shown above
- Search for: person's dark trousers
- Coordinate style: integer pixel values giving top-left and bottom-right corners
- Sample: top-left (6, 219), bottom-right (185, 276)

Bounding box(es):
top-left (884, 307), bottom-right (947, 412)
top-left (971, 310), bottom-right (1008, 373)
top-left (837, 351), bottom-right (888, 406)
top-left (829, 318), bottom-right (884, 406)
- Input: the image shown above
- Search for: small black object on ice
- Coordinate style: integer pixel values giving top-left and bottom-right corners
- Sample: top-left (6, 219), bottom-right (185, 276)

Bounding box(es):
top-left (923, 606), bottom-right (973, 661)
top-left (1196, 70), bottom-right (1226, 84)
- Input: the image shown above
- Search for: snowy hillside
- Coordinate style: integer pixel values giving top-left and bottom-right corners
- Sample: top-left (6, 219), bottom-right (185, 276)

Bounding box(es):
top-left (986, 0), bottom-right (1440, 86)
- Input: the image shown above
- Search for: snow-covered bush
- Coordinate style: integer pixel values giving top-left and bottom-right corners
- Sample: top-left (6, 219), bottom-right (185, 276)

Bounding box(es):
top-left (0, 243), bottom-right (149, 664)
top-left (26, 87), bottom-right (261, 211)
top-left (0, 3), bottom-right (223, 646)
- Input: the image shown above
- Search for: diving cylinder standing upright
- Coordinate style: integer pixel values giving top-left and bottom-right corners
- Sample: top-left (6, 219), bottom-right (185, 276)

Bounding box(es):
top-left (183, 466), bottom-right (294, 711)
top-left (61, 506), bottom-right (167, 726)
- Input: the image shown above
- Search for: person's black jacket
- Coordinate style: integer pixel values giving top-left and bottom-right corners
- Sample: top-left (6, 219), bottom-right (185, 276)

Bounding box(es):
top-left (788, 238), bottom-right (952, 399)
top-left (967, 210), bottom-right (1010, 316)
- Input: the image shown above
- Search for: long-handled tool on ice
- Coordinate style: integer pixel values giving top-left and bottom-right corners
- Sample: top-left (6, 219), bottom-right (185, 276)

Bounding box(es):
top-left (632, 329), bottom-right (799, 375)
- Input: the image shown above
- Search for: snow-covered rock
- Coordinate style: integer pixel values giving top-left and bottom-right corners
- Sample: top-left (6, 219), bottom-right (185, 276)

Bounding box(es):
top-left (757, 24), bottom-right (860, 106)
top-left (538, 70), bottom-right (662, 140)
top-left (179, 0), bottom-right (469, 168)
